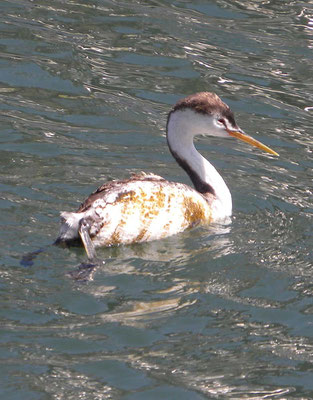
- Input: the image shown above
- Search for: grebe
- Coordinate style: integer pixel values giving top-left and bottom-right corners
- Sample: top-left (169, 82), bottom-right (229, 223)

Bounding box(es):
top-left (56, 92), bottom-right (278, 259)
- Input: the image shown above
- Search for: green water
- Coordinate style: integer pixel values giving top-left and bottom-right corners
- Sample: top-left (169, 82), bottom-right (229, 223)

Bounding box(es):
top-left (1, 0), bottom-right (312, 398)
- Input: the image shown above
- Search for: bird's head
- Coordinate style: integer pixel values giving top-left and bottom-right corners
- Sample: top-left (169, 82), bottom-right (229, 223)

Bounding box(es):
top-left (167, 92), bottom-right (279, 156)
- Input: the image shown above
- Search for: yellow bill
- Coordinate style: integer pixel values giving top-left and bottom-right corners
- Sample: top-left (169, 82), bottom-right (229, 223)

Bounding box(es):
top-left (227, 129), bottom-right (279, 156)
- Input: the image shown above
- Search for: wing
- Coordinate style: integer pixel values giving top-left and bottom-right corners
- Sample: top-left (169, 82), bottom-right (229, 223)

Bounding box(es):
top-left (77, 172), bottom-right (165, 213)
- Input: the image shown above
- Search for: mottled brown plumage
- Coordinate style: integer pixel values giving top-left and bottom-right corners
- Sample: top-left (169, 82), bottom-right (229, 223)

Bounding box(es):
top-left (58, 172), bottom-right (213, 250)
top-left (77, 173), bottom-right (166, 213)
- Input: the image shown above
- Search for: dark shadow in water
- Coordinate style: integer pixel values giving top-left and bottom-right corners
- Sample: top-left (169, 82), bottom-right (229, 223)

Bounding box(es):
top-left (21, 238), bottom-right (99, 281)
top-left (20, 247), bottom-right (45, 267)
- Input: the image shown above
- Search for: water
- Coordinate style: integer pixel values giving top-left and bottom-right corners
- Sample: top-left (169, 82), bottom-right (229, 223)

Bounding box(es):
top-left (1, 0), bottom-right (312, 398)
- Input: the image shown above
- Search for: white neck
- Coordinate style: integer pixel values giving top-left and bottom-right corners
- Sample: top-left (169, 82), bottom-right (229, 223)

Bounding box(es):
top-left (167, 109), bottom-right (232, 219)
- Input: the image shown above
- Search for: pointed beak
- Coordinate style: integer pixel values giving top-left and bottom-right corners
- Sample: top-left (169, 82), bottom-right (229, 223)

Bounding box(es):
top-left (227, 129), bottom-right (279, 156)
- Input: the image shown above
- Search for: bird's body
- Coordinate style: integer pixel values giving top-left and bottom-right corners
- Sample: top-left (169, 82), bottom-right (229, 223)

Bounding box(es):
top-left (59, 172), bottom-right (213, 248)
top-left (57, 92), bottom-right (278, 259)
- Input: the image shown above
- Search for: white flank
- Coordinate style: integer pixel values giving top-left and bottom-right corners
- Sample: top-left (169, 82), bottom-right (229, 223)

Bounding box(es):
top-left (58, 179), bottom-right (212, 247)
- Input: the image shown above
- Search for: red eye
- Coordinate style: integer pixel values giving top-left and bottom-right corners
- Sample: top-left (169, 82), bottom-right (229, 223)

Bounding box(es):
top-left (218, 118), bottom-right (226, 127)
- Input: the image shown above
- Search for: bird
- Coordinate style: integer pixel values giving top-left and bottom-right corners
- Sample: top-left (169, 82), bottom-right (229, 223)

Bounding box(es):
top-left (56, 92), bottom-right (278, 259)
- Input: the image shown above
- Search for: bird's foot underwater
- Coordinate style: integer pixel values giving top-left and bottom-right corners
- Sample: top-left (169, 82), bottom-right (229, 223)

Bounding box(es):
top-left (66, 261), bottom-right (100, 282)
top-left (63, 218), bottom-right (102, 282)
